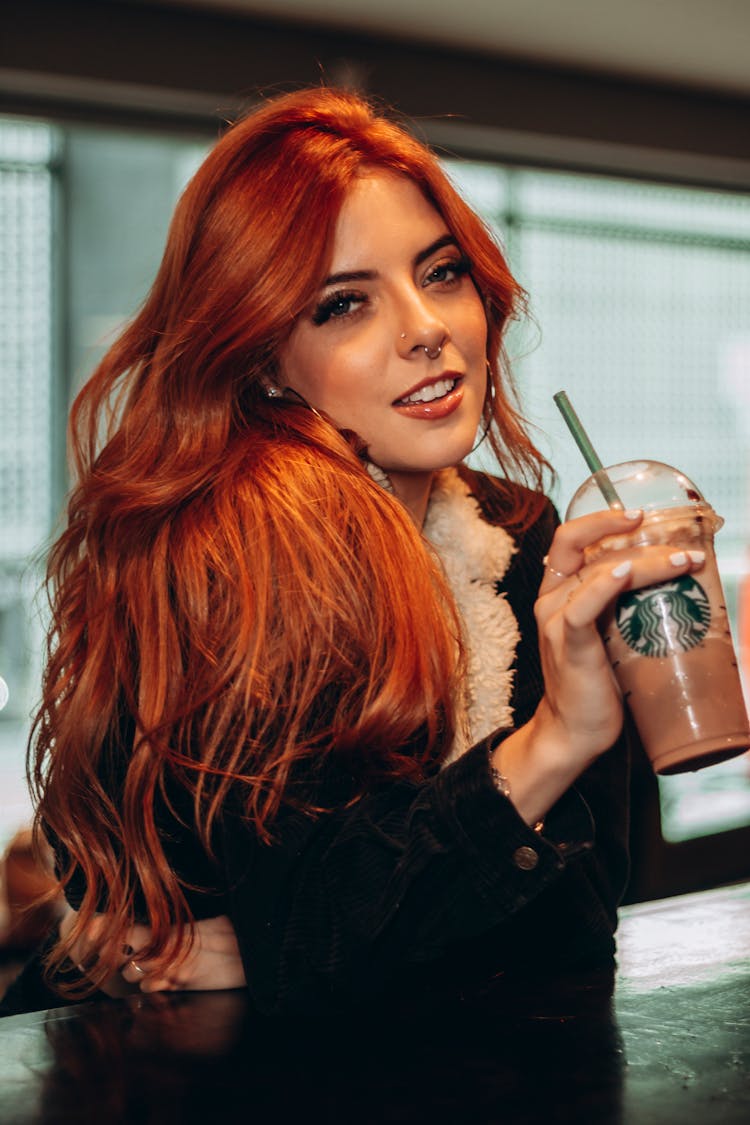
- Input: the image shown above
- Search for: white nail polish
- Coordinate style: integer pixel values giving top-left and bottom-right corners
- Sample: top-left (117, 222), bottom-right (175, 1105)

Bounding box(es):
top-left (688, 550), bottom-right (705, 564)
top-left (611, 560), bottom-right (632, 578)
top-left (624, 509), bottom-right (641, 520)
top-left (670, 551), bottom-right (688, 566)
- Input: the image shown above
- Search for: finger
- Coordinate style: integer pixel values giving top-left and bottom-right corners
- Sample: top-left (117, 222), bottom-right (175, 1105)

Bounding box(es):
top-left (120, 956), bottom-right (155, 984)
top-left (121, 923), bottom-right (153, 954)
top-left (562, 562), bottom-right (634, 636)
top-left (540, 508), bottom-right (643, 592)
top-left (119, 921), bottom-right (187, 962)
top-left (119, 944), bottom-right (194, 985)
top-left (138, 975), bottom-right (180, 994)
top-left (562, 547), bottom-right (706, 635)
top-left (64, 910), bottom-right (109, 971)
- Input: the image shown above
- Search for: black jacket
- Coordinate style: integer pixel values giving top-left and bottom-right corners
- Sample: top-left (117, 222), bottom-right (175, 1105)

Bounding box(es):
top-left (2, 473), bottom-right (630, 1017)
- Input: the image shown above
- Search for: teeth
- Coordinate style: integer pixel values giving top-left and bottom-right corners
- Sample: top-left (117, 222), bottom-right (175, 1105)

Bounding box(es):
top-left (401, 378), bottom-right (456, 404)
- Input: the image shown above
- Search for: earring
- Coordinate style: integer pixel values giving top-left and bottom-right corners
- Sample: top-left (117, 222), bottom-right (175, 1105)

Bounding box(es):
top-left (469, 360), bottom-right (494, 454)
top-left (484, 358), bottom-right (494, 404)
top-left (265, 385), bottom-right (283, 398)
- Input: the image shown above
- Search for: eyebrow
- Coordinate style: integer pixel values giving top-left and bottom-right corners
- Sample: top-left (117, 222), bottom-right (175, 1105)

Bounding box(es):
top-left (321, 234), bottom-right (458, 288)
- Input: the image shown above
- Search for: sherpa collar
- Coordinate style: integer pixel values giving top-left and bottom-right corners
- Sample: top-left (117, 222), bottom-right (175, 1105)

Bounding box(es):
top-left (422, 468), bottom-right (519, 761)
top-left (366, 463), bottom-right (520, 761)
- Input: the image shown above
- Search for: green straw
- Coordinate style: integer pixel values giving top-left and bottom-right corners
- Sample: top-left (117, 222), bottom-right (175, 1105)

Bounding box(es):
top-left (553, 390), bottom-right (624, 510)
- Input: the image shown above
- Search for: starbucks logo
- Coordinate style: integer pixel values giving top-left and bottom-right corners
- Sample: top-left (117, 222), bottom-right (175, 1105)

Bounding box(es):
top-left (615, 575), bottom-right (711, 658)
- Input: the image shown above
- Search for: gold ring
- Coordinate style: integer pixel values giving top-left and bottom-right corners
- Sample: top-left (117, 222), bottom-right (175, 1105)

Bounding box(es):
top-left (129, 959), bottom-right (147, 977)
top-left (546, 563), bottom-right (572, 581)
top-left (542, 554), bottom-right (576, 581)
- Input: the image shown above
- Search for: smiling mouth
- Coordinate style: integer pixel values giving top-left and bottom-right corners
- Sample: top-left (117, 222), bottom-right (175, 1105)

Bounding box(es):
top-left (394, 376), bottom-right (461, 406)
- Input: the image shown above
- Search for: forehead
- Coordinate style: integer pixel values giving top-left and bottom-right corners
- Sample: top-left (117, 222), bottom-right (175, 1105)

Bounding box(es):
top-left (329, 170), bottom-right (449, 266)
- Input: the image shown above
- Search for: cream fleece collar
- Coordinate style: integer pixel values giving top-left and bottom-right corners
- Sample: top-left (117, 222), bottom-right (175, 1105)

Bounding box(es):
top-left (422, 469), bottom-right (519, 762)
top-left (366, 463), bottom-right (521, 762)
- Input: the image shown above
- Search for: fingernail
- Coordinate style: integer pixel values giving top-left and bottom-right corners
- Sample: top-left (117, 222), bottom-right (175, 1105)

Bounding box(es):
top-left (688, 550), bottom-right (705, 564)
top-left (611, 560), bottom-right (632, 578)
top-left (670, 551), bottom-right (689, 566)
top-left (624, 509), bottom-right (641, 520)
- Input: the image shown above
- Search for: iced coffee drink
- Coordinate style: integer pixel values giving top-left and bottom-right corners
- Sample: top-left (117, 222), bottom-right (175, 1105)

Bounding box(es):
top-left (567, 461), bottom-right (750, 774)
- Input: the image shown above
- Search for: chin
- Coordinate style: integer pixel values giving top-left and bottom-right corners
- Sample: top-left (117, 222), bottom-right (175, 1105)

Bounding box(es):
top-left (386, 448), bottom-right (476, 477)
top-left (371, 419), bottom-right (482, 477)
top-left (426, 432), bottom-right (481, 471)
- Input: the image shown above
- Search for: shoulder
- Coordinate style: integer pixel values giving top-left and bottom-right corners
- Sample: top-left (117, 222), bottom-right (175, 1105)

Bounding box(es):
top-left (456, 464), bottom-right (558, 541)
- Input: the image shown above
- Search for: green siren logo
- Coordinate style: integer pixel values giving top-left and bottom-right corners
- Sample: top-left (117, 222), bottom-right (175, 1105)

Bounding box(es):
top-left (616, 575), bottom-right (711, 658)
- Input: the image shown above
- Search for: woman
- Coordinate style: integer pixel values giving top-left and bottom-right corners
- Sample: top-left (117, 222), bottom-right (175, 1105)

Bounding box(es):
top-left (4, 87), bottom-right (703, 1015)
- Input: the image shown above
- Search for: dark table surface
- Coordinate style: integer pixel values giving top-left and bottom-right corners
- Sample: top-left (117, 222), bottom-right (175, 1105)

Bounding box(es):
top-left (1, 881), bottom-right (748, 1124)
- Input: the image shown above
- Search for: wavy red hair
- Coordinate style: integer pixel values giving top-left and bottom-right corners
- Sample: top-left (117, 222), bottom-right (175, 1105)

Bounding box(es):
top-left (30, 87), bottom-right (547, 993)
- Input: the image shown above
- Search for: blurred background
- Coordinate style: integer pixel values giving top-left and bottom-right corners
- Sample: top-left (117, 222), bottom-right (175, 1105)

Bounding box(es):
top-left (1, 0), bottom-right (749, 899)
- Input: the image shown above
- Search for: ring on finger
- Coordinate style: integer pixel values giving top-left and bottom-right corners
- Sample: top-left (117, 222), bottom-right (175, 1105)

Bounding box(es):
top-left (541, 553), bottom-right (580, 580)
top-left (543, 555), bottom-right (572, 581)
top-left (128, 960), bottom-right (147, 977)
top-left (543, 555), bottom-right (583, 583)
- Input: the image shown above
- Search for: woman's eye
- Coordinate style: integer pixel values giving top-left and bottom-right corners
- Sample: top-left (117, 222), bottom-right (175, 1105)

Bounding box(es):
top-left (424, 255), bottom-right (471, 287)
top-left (312, 291), bottom-right (366, 325)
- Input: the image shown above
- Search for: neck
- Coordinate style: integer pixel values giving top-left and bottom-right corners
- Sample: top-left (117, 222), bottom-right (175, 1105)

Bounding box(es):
top-left (387, 470), bottom-right (435, 529)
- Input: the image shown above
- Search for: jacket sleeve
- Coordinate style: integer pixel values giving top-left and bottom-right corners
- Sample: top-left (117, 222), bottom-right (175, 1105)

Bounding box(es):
top-left (220, 733), bottom-right (619, 1015)
top-left (220, 488), bottom-right (630, 1015)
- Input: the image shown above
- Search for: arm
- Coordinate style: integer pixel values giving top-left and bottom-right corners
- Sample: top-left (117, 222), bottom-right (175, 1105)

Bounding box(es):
top-left (218, 506), bottom-right (701, 1014)
top-left (219, 737), bottom-right (602, 1014)
top-left (53, 510), bottom-right (697, 1010)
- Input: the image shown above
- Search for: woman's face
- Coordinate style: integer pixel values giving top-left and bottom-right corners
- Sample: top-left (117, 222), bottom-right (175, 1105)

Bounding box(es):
top-left (278, 170), bottom-right (488, 503)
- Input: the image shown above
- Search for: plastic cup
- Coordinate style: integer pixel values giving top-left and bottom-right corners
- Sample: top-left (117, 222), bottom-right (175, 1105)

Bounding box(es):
top-left (566, 460), bottom-right (750, 774)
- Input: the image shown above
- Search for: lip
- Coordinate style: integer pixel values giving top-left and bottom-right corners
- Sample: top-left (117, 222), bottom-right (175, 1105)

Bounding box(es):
top-left (392, 374), bottom-right (465, 420)
top-left (394, 372), bottom-right (462, 403)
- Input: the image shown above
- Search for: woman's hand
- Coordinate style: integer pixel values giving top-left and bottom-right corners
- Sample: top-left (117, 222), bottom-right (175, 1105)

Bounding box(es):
top-left (119, 915), bottom-right (246, 994)
top-left (61, 907), bottom-right (246, 995)
top-left (534, 507), bottom-right (642, 759)
top-left (494, 507), bottom-right (705, 824)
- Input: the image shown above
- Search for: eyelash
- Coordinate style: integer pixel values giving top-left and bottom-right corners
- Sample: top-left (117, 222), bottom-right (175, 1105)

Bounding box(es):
top-left (312, 290), bottom-right (366, 326)
top-left (425, 255), bottom-right (472, 287)
top-left (311, 254), bottom-right (473, 326)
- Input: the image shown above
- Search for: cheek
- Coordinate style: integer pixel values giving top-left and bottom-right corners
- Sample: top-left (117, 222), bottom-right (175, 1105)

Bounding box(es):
top-left (280, 335), bottom-right (381, 429)
top-left (278, 331), bottom-right (331, 399)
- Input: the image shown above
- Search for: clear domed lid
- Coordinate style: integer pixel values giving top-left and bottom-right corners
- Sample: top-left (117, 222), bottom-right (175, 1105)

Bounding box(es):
top-left (565, 460), bottom-right (709, 521)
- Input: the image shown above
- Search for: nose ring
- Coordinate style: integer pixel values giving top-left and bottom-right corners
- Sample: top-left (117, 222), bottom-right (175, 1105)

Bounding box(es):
top-left (423, 344), bottom-right (442, 360)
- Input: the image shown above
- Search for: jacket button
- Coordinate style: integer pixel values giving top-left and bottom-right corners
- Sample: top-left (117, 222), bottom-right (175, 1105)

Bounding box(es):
top-left (513, 846), bottom-right (539, 870)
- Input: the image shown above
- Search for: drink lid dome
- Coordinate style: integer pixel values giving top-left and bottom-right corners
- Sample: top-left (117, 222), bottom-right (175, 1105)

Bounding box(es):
top-left (565, 460), bottom-right (708, 521)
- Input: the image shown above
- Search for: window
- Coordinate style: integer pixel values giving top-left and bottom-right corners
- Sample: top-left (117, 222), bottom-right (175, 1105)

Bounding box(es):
top-left (0, 119), bottom-right (57, 839)
top-left (1, 119), bottom-right (749, 857)
top-left (0, 118), bottom-right (209, 846)
top-left (450, 160), bottom-right (750, 843)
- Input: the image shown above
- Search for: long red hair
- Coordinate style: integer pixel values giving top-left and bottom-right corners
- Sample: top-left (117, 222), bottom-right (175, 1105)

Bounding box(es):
top-left (30, 87), bottom-right (547, 992)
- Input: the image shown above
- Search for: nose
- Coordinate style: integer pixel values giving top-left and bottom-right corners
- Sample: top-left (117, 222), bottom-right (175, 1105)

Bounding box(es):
top-left (395, 289), bottom-right (450, 359)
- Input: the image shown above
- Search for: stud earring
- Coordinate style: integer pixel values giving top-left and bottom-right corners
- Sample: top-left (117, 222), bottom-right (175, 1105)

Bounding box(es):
top-left (265, 385), bottom-right (283, 398)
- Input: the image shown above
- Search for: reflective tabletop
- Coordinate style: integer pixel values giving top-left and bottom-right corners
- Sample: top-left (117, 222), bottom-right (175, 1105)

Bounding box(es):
top-left (1, 882), bottom-right (748, 1124)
